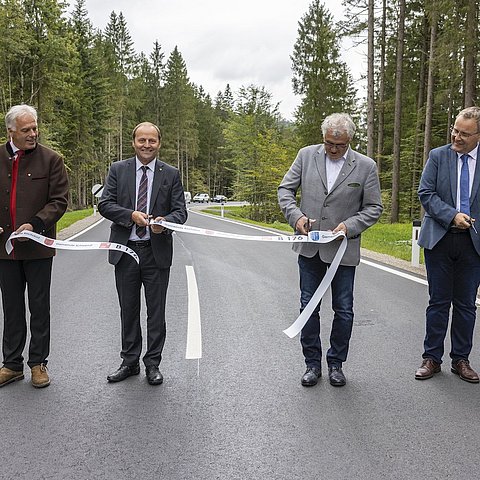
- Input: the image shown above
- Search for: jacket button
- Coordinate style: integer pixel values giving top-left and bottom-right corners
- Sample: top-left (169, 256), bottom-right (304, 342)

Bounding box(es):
top-left (324, 191), bottom-right (328, 195)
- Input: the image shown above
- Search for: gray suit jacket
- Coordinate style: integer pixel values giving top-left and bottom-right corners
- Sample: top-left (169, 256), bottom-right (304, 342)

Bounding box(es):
top-left (98, 157), bottom-right (187, 268)
top-left (278, 144), bottom-right (383, 266)
top-left (418, 143), bottom-right (480, 255)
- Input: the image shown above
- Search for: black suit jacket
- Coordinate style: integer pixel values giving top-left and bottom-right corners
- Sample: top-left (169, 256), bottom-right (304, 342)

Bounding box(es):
top-left (98, 157), bottom-right (187, 268)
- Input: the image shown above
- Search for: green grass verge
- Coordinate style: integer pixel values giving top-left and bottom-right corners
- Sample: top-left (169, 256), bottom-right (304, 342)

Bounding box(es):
top-left (57, 208), bottom-right (94, 231)
top-left (361, 222), bottom-right (424, 263)
top-left (203, 205), bottom-right (424, 263)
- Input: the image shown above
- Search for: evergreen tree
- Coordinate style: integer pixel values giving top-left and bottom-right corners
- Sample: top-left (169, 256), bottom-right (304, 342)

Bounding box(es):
top-left (162, 47), bottom-right (198, 189)
top-left (291, 0), bottom-right (356, 145)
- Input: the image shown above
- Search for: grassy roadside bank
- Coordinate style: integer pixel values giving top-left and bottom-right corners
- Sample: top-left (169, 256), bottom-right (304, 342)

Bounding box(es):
top-left (202, 205), bottom-right (423, 264)
top-left (58, 208), bottom-right (94, 231)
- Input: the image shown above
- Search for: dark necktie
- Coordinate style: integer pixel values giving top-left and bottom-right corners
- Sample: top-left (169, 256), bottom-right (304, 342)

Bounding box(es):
top-left (10, 150), bottom-right (24, 233)
top-left (460, 154), bottom-right (470, 216)
top-left (136, 166), bottom-right (148, 238)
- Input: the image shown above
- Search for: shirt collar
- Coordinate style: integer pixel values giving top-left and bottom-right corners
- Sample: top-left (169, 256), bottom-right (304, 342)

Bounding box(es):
top-left (135, 157), bottom-right (156, 171)
top-left (10, 140), bottom-right (21, 154)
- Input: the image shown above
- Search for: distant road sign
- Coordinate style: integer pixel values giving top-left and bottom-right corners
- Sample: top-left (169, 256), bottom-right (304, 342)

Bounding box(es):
top-left (92, 184), bottom-right (104, 198)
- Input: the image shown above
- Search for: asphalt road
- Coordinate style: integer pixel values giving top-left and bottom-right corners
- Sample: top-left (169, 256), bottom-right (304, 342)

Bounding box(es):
top-left (1, 211), bottom-right (480, 480)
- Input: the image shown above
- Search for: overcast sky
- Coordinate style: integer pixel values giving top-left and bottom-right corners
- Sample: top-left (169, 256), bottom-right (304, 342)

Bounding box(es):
top-left (67, 0), bottom-right (366, 120)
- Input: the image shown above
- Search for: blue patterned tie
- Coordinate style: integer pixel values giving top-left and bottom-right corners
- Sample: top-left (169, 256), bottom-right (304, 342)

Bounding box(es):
top-left (460, 154), bottom-right (470, 216)
top-left (136, 166), bottom-right (148, 238)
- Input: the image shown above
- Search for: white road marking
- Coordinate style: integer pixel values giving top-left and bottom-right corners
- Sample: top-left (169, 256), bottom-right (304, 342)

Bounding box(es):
top-left (66, 217), bottom-right (105, 240)
top-left (360, 259), bottom-right (428, 285)
top-left (185, 265), bottom-right (202, 359)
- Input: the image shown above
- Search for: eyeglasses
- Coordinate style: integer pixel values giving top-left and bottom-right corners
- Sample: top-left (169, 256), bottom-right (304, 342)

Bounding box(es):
top-left (450, 127), bottom-right (480, 139)
top-left (324, 140), bottom-right (349, 149)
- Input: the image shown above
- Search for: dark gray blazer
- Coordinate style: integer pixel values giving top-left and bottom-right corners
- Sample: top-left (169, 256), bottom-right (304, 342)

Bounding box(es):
top-left (278, 144), bottom-right (383, 266)
top-left (418, 143), bottom-right (480, 255)
top-left (98, 157), bottom-right (187, 268)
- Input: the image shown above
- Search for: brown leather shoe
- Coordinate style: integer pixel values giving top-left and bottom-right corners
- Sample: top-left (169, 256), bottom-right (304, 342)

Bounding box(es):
top-left (451, 359), bottom-right (479, 383)
top-left (31, 364), bottom-right (50, 388)
top-left (415, 358), bottom-right (441, 380)
top-left (0, 367), bottom-right (24, 387)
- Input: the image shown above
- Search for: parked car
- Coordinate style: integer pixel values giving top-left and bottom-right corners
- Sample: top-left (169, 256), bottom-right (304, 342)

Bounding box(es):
top-left (193, 193), bottom-right (210, 203)
top-left (184, 191), bottom-right (191, 203)
top-left (212, 195), bottom-right (227, 203)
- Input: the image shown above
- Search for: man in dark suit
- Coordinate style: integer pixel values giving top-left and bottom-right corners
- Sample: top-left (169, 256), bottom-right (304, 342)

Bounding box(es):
top-left (0, 104), bottom-right (69, 388)
top-left (416, 106), bottom-right (480, 383)
top-left (278, 113), bottom-right (382, 387)
top-left (99, 122), bottom-right (187, 385)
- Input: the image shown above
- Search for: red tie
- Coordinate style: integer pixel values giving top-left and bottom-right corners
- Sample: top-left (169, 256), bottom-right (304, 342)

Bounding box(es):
top-left (10, 150), bottom-right (24, 234)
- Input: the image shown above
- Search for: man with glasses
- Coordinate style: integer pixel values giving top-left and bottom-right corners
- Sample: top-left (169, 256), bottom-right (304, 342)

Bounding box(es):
top-left (416, 106), bottom-right (480, 383)
top-left (278, 113), bottom-right (382, 387)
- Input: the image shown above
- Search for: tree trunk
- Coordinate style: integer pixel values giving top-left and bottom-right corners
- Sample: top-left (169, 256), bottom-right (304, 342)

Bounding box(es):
top-left (411, 13), bottom-right (429, 218)
top-left (423, 11), bottom-right (438, 168)
top-left (391, 0), bottom-right (406, 223)
top-left (464, 0), bottom-right (477, 106)
top-left (366, 0), bottom-right (375, 159)
top-left (376, 0), bottom-right (387, 178)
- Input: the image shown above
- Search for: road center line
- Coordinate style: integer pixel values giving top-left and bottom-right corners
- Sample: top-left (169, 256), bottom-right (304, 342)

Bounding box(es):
top-left (185, 265), bottom-right (202, 359)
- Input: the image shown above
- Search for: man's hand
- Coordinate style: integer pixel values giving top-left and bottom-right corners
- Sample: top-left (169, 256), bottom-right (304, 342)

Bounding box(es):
top-left (14, 223), bottom-right (33, 241)
top-left (150, 216), bottom-right (165, 234)
top-left (132, 211), bottom-right (150, 227)
top-left (332, 222), bottom-right (347, 235)
top-left (295, 216), bottom-right (316, 235)
top-left (453, 212), bottom-right (472, 230)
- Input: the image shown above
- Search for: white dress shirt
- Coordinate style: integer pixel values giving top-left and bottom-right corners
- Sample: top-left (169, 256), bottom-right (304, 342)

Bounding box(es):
top-left (129, 157), bottom-right (155, 241)
top-left (325, 149), bottom-right (348, 192)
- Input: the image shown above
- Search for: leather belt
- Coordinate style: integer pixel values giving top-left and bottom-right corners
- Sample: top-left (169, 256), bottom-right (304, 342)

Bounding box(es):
top-left (127, 240), bottom-right (151, 247)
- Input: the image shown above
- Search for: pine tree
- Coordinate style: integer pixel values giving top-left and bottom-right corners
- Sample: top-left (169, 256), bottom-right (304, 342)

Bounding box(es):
top-left (162, 47), bottom-right (198, 188)
top-left (291, 0), bottom-right (356, 145)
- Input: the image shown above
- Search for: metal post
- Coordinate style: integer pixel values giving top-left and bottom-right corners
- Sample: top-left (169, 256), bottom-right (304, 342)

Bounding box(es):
top-left (411, 219), bottom-right (421, 267)
top-left (93, 204), bottom-right (97, 217)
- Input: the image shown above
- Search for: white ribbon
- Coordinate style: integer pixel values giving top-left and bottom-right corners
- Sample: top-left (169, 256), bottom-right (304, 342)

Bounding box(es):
top-left (153, 220), bottom-right (348, 338)
top-left (282, 235), bottom-right (347, 338)
top-left (152, 219), bottom-right (346, 244)
top-left (6, 231), bottom-right (139, 264)
top-left (6, 222), bottom-right (347, 338)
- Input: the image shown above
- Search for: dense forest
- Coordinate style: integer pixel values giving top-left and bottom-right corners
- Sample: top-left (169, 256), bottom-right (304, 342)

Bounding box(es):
top-left (0, 0), bottom-right (478, 223)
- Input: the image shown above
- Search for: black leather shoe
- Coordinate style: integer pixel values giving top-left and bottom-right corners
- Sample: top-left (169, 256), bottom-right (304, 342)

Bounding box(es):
top-left (146, 366), bottom-right (163, 385)
top-left (301, 367), bottom-right (321, 386)
top-left (107, 364), bottom-right (140, 383)
top-left (328, 365), bottom-right (346, 386)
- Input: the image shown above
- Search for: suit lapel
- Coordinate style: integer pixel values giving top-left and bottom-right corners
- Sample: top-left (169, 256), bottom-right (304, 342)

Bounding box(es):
top-left (328, 149), bottom-right (356, 194)
top-left (149, 159), bottom-right (165, 210)
top-left (314, 146), bottom-right (327, 190)
top-left (127, 158), bottom-right (136, 208)
top-left (469, 144), bottom-right (480, 205)
top-left (448, 147), bottom-right (457, 206)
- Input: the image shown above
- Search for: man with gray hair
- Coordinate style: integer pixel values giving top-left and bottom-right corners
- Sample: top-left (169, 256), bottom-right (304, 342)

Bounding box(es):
top-left (278, 112), bottom-right (382, 387)
top-left (0, 104), bottom-right (68, 388)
